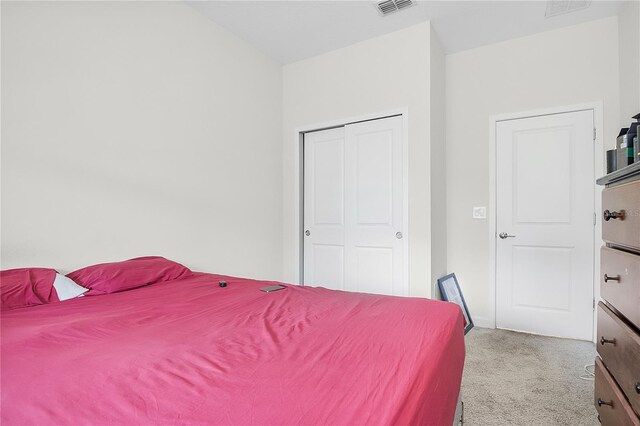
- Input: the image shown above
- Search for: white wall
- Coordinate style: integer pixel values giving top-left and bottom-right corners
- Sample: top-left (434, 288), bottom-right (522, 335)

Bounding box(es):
top-left (446, 17), bottom-right (620, 326)
top-left (618, 0), bottom-right (640, 125)
top-left (1, 1), bottom-right (283, 278)
top-left (282, 22), bottom-right (437, 297)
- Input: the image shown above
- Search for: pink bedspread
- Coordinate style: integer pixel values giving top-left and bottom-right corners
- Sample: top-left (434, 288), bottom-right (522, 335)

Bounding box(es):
top-left (1, 273), bottom-right (465, 425)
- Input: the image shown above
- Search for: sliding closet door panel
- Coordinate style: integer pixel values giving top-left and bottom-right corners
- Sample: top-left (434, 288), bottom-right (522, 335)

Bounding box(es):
top-left (303, 127), bottom-right (346, 290)
top-left (345, 116), bottom-right (404, 296)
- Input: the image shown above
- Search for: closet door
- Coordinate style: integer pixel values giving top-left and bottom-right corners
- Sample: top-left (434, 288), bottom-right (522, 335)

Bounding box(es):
top-left (303, 116), bottom-right (405, 296)
top-left (344, 116), bottom-right (404, 296)
top-left (303, 127), bottom-right (346, 290)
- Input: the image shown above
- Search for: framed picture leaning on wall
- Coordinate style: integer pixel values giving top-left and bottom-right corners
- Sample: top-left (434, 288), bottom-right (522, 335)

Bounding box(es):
top-left (438, 273), bottom-right (474, 335)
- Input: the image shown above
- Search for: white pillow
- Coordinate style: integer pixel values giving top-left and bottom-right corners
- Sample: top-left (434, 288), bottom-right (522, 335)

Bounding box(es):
top-left (53, 273), bottom-right (88, 301)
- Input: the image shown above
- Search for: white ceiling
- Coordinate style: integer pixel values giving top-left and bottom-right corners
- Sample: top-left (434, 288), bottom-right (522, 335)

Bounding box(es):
top-left (187, 0), bottom-right (625, 64)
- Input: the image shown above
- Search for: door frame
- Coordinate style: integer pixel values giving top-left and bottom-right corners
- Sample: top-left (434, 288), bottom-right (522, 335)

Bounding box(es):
top-left (291, 108), bottom-right (410, 295)
top-left (488, 102), bottom-right (604, 341)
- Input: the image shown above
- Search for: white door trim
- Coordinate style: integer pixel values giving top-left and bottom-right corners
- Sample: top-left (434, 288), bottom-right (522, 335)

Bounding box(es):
top-left (291, 108), bottom-right (410, 294)
top-left (488, 102), bottom-right (604, 341)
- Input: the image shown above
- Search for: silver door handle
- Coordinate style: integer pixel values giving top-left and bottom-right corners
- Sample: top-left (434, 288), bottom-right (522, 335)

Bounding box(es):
top-left (499, 232), bottom-right (516, 239)
top-left (396, 232), bottom-right (403, 239)
top-left (305, 230), bottom-right (310, 236)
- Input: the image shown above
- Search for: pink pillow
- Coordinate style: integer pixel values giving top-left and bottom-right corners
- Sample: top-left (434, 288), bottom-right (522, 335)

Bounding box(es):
top-left (67, 256), bottom-right (192, 296)
top-left (1, 268), bottom-right (60, 310)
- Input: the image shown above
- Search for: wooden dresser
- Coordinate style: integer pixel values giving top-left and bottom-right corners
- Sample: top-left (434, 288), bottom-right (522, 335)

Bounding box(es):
top-left (595, 162), bottom-right (640, 426)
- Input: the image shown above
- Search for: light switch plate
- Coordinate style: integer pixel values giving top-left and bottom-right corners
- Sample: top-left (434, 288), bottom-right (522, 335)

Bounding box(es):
top-left (472, 206), bottom-right (487, 219)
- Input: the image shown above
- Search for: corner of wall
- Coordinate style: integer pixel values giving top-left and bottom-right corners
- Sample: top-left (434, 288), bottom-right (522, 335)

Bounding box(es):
top-left (429, 26), bottom-right (447, 298)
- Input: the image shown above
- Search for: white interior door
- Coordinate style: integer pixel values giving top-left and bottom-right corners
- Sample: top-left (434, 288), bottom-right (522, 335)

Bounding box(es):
top-left (303, 116), bottom-right (405, 296)
top-left (496, 110), bottom-right (595, 341)
top-left (303, 127), bottom-right (346, 291)
top-left (344, 117), bottom-right (404, 295)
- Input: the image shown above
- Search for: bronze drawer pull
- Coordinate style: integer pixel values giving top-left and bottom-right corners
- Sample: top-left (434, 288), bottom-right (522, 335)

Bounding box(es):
top-left (603, 274), bottom-right (621, 282)
top-left (636, 383), bottom-right (640, 394)
top-left (603, 209), bottom-right (625, 221)
top-left (597, 398), bottom-right (613, 408)
top-left (600, 336), bottom-right (616, 345)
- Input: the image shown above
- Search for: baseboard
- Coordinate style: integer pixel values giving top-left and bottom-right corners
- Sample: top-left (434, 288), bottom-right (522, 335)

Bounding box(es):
top-left (471, 316), bottom-right (493, 329)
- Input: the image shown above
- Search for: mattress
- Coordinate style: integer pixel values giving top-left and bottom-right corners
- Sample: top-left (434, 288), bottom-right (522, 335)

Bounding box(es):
top-left (1, 272), bottom-right (465, 425)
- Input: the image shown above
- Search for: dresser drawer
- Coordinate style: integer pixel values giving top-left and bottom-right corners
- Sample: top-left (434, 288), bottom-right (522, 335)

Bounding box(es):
top-left (602, 180), bottom-right (640, 250)
top-left (601, 246), bottom-right (640, 328)
top-left (597, 302), bottom-right (640, 416)
top-left (595, 356), bottom-right (640, 426)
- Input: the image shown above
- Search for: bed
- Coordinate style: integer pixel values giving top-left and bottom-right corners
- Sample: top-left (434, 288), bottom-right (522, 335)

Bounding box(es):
top-left (1, 265), bottom-right (465, 425)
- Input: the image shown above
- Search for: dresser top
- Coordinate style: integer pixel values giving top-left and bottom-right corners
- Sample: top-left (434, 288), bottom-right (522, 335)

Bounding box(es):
top-left (597, 162), bottom-right (640, 186)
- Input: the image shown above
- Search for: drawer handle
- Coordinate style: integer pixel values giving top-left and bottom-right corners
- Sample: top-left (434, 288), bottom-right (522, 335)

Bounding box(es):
top-left (600, 336), bottom-right (616, 346)
top-left (603, 209), bottom-right (625, 221)
top-left (636, 383), bottom-right (640, 394)
top-left (603, 274), bottom-right (621, 283)
top-left (597, 398), bottom-right (613, 408)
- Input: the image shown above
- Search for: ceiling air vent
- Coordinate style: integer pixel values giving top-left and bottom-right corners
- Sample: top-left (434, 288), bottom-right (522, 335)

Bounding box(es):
top-left (395, 0), bottom-right (414, 10)
top-left (545, 0), bottom-right (591, 18)
top-left (376, 0), bottom-right (415, 16)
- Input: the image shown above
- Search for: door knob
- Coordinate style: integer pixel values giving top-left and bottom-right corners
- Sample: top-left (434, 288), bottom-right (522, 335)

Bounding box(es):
top-left (396, 232), bottom-right (403, 239)
top-left (499, 232), bottom-right (516, 239)
top-left (305, 230), bottom-right (310, 236)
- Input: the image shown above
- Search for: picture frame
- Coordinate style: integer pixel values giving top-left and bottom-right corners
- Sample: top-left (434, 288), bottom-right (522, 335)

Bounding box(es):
top-left (437, 273), bottom-right (474, 335)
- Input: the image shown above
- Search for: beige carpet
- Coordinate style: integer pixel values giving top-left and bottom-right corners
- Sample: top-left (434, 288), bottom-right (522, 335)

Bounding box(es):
top-left (461, 328), bottom-right (598, 426)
